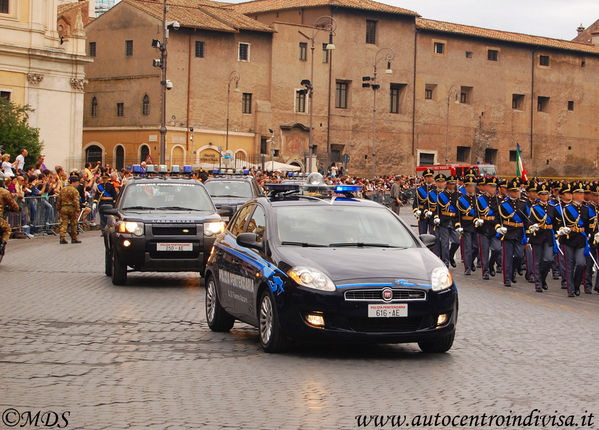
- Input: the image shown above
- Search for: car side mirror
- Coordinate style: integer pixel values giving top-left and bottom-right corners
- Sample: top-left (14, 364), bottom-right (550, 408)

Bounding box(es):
top-left (236, 232), bottom-right (263, 251)
top-left (217, 206), bottom-right (234, 218)
top-left (103, 208), bottom-right (118, 216)
top-left (419, 234), bottom-right (437, 248)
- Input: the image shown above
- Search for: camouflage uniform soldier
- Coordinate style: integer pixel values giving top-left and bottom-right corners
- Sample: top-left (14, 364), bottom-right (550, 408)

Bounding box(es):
top-left (0, 172), bottom-right (20, 262)
top-left (57, 174), bottom-right (82, 244)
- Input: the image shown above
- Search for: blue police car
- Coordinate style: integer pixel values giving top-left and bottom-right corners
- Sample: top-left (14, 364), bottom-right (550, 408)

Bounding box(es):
top-left (204, 179), bottom-right (458, 353)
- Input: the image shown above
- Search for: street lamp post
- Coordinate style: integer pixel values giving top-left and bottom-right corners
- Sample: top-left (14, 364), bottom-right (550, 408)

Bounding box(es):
top-left (225, 71), bottom-right (240, 155)
top-left (362, 47), bottom-right (394, 179)
top-left (445, 85), bottom-right (460, 164)
top-left (298, 16), bottom-right (336, 173)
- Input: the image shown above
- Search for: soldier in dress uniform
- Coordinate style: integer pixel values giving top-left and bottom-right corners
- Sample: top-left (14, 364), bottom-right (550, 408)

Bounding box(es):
top-left (413, 168), bottom-right (436, 235)
top-left (583, 183), bottom-right (598, 293)
top-left (528, 183), bottom-right (559, 292)
top-left (548, 180), bottom-right (563, 281)
top-left (57, 173), bottom-right (82, 244)
top-left (434, 173), bottom-right (458, 266)
top-left (497, 178), bottom-right (529, 287)
top-left (475, 176), bottom-right (501, 280)
top-left (523, 182), bottom-right (539, 284)
top-left (590, 184), bottom-right (599, 294)
top-left (554, 182), bottom-right (591, 297)
top-left (0, 172), bottom-right (20, 262)
top-left (445, 175), bottom-right (461, 267)
top-left (95, 173), bottom-right (118, 236)
top-left (430, 174), bottom-right (446, 258)
top-left (455, 175), bottom-right (478, 275)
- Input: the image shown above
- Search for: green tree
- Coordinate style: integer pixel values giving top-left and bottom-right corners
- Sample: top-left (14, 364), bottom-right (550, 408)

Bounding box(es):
top-left (0, 97), bottom-right (43, 169)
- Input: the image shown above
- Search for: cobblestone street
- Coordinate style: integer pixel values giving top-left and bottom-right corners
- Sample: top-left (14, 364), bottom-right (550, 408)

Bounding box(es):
top-left (2, 222), bottom-right (599, 429)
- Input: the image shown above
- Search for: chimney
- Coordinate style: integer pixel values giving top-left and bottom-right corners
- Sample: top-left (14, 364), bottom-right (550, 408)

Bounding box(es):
top-left (88, 0), bottom-right (95, 18)
top-left (577, 23), bottom-right (585, 34)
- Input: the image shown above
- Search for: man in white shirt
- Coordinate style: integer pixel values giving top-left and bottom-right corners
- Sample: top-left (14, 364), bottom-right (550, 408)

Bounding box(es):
top-left (13, 149), bottom-right (27, 175)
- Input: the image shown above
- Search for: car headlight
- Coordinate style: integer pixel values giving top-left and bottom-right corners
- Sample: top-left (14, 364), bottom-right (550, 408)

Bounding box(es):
top-left (431, 266), bottom-right (453, 292)
top-left (204, 221), bottom-right (225, 236)
top-left (288, 266), bottom-right (335, 292)
top-left (118, 221), bottom-right (144, 236)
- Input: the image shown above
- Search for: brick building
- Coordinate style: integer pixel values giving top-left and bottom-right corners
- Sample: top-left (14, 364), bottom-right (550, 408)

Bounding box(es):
top-left (82, 0), bottom-right (599, 176)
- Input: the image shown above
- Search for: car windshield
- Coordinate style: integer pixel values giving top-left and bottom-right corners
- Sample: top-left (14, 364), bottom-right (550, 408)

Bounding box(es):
top-left (205, 181), bottom-right (252, 199)
top-left (120, 183), bottom-right (214, 211)
top-left (275, 205), bottom-right (417, 248)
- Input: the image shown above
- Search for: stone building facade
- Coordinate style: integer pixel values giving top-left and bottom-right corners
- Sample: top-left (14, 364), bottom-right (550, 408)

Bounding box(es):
top-left (82, 0), bottom-right (599, 176)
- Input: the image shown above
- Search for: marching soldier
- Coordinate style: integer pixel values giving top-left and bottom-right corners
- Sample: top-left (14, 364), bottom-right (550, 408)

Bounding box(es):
top-left (497, 178), bottom-right (529, 287)
top-left (475, 176), bottom-right (501, 280)
top-left (591, 184), bottom-right (599, 294)
top-left (548, 181), bottom-right (563, 281)
top-left (57, 173), bottom-right (82, 244)
top-left (413, 168), bottom-right (436, 235)
top-left (528, 183), bottom-right (559, 292)
top-left (523, 182), bottom-right (540, 284)
top-left (95, 173), bottom-right (118, 236)
top-left (554, 182), bottom-right (591, 297)
top-left (0, 172), bottom-right (20, 262)
top-left (444, 175), bottom-right (461, 267)
top-left (455, 175), bottom-right (478, 275)
top-left (583, 183), bottom-right (598, 294)
top-left (433, 173), bottom-right (455, 264)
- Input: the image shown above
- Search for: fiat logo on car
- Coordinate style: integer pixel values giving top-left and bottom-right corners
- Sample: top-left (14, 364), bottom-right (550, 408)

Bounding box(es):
top-left (382, 288), bottom-right (393, 301)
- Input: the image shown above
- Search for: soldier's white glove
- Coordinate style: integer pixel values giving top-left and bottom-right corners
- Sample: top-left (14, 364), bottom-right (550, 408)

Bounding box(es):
top-left (496, 227), bottom-right (508, 236)
top-left (456, 227), bottom-right (464, 234)
top-left (474, 218), bottom-right (484, 228)
top-left (425, 210), bottom-right (433, 218)
top-left (529, 223), bottom-right (539, 233)
top-left (557, 227), bottom-right (570, 236)
top-left (92, 202), bottom-right (97, 211)
top-left (594, 232), bottom-right (599, 243)
top-left (564, 227), bottom-right (571, 235)
top-left (433, 217), bottom-right (441, 225)
top-left (414, 210), bottom-right (422, 218)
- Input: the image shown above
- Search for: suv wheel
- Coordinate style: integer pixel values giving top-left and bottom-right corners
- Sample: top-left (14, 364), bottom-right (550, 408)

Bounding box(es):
top-left (418, 331), bottom-right (455, 353)
top-left (111, 249), bottom-right (127, 285)
top-left (205, 276), bottom-right (235, 332)
top-left (258, 289), bottom-right (286, 353)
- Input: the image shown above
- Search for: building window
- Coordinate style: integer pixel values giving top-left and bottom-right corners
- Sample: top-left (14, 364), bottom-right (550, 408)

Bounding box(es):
top-left (539, 55), bottom-right (550, 66)
top-left (335, 81), bottom-right (349, 109)
top-left (419, 152), bottom-right (436, 166)
top-left (0, 91), bottom-right (11, 100)
top-left (242, 93), bottom-right (252, 114)
top-left (433, 42), bottom-right (445, 54)
top-left (238, 43), bottom-right (250, 61)
top-left (456, 146), bottom-right (470, 162)
top-left (509, 150), bottom-right (517, 162)
top-left (260, 137), bottom-right (268, 154)
top-left (195, 41), bottom-right (205, 58)
top-left (366, 20), bottom-right (377, 44)
top-left (425, 84), bottom-right (436, 100)
top-left (537, 96), bottom-right (550, 112)
top-left (484, 148), bottom-right (497, 164)
top-left (0, 0), bottom-right (8, 13)
top-left (322, 43), bottom-right (330, 63)
top-left (125, 40), bottom-right (133, 56)
top-left (465, 51), bottom-right (473, 58)
top-left (140, 144), bottom-right (150, 163)
top-left (85, 145), bottom-right (103, 164)
top-left (568, 100), bottom-right (574, 111)
top-left (89, 42), bottom-right (96, 57)
top-left (299, 42), bottom-right (307, 61)
top-left (116, 102), bottom-right (124, 117)
top-left (581, 59), bottom-right (586, 67)
top-left (487, 49), bottom-right (498, 61)
top-left (142, 95), bottom-right (150, 116)
top-left (295, 90), bottom-right (306, 113)
top-left (512, 94), bottom-right (524, 110)
top-left (389, 83), bottom-right (406, 114)
top-left (460, 86), bottom-right (472, 104)
top-left (91, 97), bottom-right (97, 117)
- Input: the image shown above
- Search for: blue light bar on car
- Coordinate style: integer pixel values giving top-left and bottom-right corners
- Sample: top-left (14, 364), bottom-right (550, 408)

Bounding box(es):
top-left (146, 164), bottom-right (156, 173)
top-left (183, 165), bottom-right (192, 173)
top-left (171, 165), bottom-right (180, 173)
top-left (335, 185), bottom-right (363, 193)
top-left (132, 164), bottom-right (141, 173)
top-left (213, 169), bottom-right (220, 174)
top-left (264, 183), bottom-right (301, 192)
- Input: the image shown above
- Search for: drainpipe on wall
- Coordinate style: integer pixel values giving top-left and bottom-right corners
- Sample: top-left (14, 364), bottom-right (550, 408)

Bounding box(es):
top-left (186, 34), bottom-right (192, 154)
top-left (530, 47), bottom-right (535, 169)
top-left (411, 25), bottom-right (418, 163)
top-left (326, 8), bottom-right (334, 164)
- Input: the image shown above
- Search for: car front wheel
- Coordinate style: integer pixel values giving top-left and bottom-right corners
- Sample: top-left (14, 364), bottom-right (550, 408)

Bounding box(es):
top-left (418, 331), bottom-right (455, 353)
top-left (205, 276), bottom-right (234, 332)
top-left (258, 289), bottom-right (286, 353)
top-left (111, 249), bottom-right (127, 285)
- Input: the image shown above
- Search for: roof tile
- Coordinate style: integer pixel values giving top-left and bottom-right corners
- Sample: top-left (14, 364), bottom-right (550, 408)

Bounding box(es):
top-left (233, 0), bottom-right (418, 17)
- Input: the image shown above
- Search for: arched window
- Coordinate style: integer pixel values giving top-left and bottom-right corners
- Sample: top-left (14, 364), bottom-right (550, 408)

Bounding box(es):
top-left (139, 144), bottom-right (150, 163)
top-left (91, 97), bottom-right (97, 117)
top-left (142, 94), bottom-right (149, 116)
top-left (115, 145), bottom-right (125, 170)
top-left (85, 145), bottom-right (102, 164)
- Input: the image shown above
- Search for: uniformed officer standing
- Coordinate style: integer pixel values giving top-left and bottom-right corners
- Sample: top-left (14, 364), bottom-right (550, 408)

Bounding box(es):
top-left (0, 172), bottom-right (20, 262)
top-left (95, 173), bottom-right (118, 235)
top-left (475, 177), bottom-right (501, 280)
top-left (455, 175), bottom-right (478, 275)
top-left (549, 181), bottom-right (563, 282)
top-left (528, 183), bottom-right (558, 292)
top-left (555, 182), bottom-right (591, 297)
top-left (432, 174), bottom-right (452, 262)
top-left (436, 175), bottom-right (460, 267)
top-left (523, 183), bottom-right (540, 284)
top-left (57, 174), bottom-right (82, 244)
top-left (413, 169), bottom-right (436, 235)
top-left (497, 178), bottom-right (529, 287)
top-left (583, 183), bottom-right (598, 293)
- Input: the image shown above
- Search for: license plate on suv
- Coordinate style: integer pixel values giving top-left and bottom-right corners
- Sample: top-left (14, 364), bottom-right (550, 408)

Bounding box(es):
top-left (367, 304), bottom-right (408, 318)
top-left (156, 243), bottom-right (193, 252)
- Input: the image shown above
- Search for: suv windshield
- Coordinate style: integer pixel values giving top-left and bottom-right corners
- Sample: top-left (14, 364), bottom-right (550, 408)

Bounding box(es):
top-left (275, 206), bottom-right (416, 248)
top-left (205, 181), bottom-right (252, 199)
top-left (120, 183), bottom-right (214, 211)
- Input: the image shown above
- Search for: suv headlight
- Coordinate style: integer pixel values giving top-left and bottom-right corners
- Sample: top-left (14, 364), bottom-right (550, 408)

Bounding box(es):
top-left (118, 221), bottom-right (144, 236)
top-left (431, 266), bottom-right (453, 292)
top-left (204, 221), bottom-right (225, 236)
top-left (288, 266), bottom-right (335, 292)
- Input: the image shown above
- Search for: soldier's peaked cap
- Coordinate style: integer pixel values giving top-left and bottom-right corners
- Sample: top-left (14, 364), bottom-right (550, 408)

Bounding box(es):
top-left (507, 178), bottom-right (521, 191)
top-left (422, 168), bottom-right (435, 177)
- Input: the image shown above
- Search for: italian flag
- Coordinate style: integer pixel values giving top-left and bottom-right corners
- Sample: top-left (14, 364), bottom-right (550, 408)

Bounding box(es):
top-left (516, 143), bottom-right (528, 182)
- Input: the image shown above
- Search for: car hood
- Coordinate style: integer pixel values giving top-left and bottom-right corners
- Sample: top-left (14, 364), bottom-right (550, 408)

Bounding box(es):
top-left (276, 246), bottom-right (442, 283)
top-left (119, 210), bottom-right (221, 223)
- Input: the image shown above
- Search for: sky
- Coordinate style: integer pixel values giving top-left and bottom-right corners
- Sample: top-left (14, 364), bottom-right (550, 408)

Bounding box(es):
top-left (223, 0), bottom-right (599, 41)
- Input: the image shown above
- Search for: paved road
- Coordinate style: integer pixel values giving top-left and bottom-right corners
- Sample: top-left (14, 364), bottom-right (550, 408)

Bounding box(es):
top-left (1, 220), bottom-right (599, 429)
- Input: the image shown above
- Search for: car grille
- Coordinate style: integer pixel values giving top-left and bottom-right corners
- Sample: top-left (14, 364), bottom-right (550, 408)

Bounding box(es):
top-left (152, 226), bottom-right (197, 236)
top-left (344, 289), bottom-right (426, 302)
top-left (349, 316), bottom-right (422, 333)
